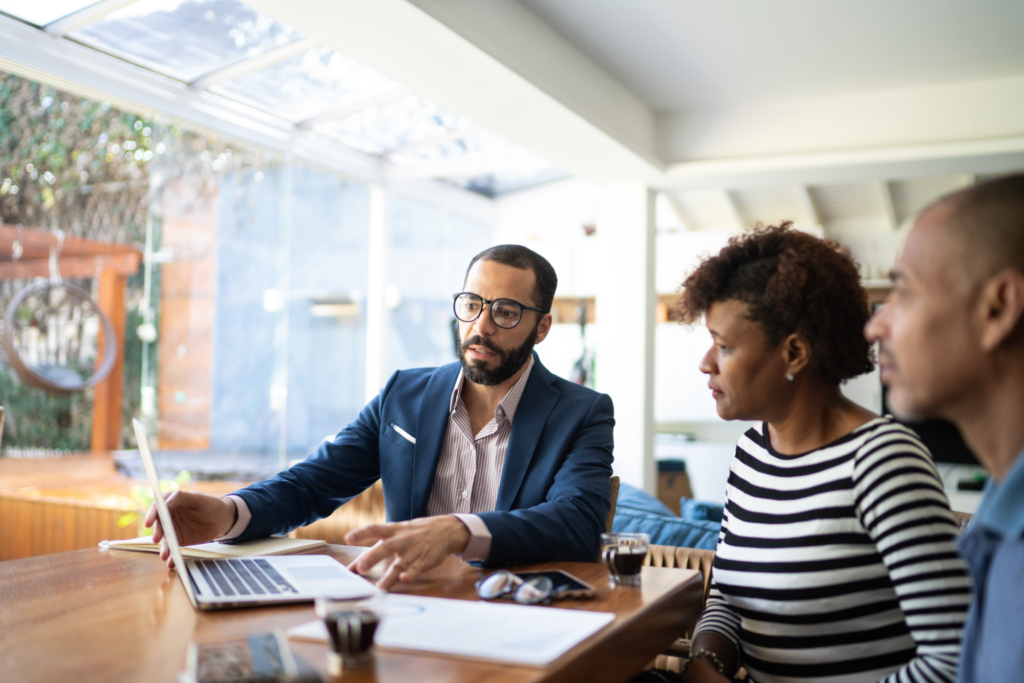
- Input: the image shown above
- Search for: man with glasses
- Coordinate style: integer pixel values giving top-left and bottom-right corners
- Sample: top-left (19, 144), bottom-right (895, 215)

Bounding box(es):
top-left (147, 245), bottom-right (614, 590)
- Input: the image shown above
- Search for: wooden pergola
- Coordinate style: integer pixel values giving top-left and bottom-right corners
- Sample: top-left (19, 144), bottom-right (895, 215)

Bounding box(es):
top-left (0, 224), bottom-right (142, 452)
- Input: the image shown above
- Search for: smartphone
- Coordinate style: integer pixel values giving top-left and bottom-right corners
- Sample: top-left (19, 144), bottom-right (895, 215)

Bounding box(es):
top-left (514, 569), bottom-right (596, 600)
top-left (184, 630), bottom-right (298, 683)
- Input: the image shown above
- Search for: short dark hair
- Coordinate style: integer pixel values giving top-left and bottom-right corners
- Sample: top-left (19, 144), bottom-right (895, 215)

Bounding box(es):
top-left (929, 173), bottom-right (1024, 281)
top-left (675, 223), bottom-right (874, 385)
top-left (465, 244), bottom-right (557, 312)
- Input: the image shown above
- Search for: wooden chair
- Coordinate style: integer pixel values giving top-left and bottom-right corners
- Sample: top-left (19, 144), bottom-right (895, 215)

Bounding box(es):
top-left (606, 475), bottom-right (620, 533)
top-left (643, 544), bottom-right (717, 673)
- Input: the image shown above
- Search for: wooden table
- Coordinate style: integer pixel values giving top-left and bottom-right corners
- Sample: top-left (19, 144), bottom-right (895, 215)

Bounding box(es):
top-left (0, 545), bottom-right (702, 683)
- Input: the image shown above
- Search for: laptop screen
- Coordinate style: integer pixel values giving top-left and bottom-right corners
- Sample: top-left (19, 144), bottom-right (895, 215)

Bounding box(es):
top-left (132, 418), bottom-right (198, 606)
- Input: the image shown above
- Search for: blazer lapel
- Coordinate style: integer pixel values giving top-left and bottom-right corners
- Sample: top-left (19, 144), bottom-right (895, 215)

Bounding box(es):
top-left (496, 355), bottom-right (561, 511)
top-left (410, 363), bottom-right (460, 518)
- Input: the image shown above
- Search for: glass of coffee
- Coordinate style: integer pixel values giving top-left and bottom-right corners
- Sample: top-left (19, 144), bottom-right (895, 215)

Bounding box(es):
top-left (315, 599), bottom-right (381, 676)
top-left (601, 532), bottom-right (649, 586)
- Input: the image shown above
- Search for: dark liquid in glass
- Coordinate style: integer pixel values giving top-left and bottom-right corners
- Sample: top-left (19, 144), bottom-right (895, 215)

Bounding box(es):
top-left (323, 610), bottom-right (379, 654)
top-left (612, 546), bottom-right (646, 576)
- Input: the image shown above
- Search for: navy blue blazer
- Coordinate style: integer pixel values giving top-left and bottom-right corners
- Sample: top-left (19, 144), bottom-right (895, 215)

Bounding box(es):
top-left (232, 353), bottom-right (615, 565)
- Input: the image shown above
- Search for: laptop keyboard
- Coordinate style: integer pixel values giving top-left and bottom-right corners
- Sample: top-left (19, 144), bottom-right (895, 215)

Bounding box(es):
top-left (195, 558), bottom-right (296, 597)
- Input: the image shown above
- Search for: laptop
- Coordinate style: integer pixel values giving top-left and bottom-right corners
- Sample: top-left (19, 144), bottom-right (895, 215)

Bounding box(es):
top-left (132, 419), bottom-right (378, 610)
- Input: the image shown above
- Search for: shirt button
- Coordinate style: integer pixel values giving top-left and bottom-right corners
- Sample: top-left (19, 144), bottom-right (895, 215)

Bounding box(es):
top-left (462, 490), bottom-right (468, 498)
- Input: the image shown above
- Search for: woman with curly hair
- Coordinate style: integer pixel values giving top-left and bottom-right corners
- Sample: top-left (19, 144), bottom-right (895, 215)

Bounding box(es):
top-left (669, 225), bottom-right (970, 683)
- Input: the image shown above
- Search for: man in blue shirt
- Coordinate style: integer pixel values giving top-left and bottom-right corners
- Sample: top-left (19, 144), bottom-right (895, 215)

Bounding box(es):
top-left (866, 173), bottom-right (1024, 682)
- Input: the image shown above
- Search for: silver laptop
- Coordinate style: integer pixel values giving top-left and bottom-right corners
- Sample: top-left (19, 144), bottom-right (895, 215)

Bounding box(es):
top-left (132, 419), bottom-right (377, 610)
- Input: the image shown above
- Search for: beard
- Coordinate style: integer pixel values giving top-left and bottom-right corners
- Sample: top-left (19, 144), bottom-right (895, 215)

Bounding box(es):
top-left (457, 324), bottom-right (538, 387)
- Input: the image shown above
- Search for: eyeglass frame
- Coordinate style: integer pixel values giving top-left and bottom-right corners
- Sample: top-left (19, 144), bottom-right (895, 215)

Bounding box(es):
top-left (451, 292), bottom-right (547, 329)
top-left (474, 569), bottom-right (554, 605)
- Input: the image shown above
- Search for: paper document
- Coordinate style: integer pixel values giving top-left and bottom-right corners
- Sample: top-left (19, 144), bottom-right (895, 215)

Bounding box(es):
top-left (288, 594), bottom-right (614, 667)
top-left (100, 535), bottom-right (326, 558)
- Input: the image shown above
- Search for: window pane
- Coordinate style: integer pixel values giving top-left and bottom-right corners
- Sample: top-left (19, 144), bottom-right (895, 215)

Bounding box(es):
top-left (450, 166), bottom-right (570, 197)
top-left (314, 94), bottom-right (469, 156)
top-left (211, 46), bottom-right (403, 123)
top-left (388, 129), bottom-right (524, 165)
top-left (0, 0), bottom-right (100, 26)
top-left (68, 0), bottom-right (301, 83)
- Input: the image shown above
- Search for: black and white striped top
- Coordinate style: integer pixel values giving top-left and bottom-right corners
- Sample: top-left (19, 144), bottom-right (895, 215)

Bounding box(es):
top-left (693, 417), bottom-right (970, 683)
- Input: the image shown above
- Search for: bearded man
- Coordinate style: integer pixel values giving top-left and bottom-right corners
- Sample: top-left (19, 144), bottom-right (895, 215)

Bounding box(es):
top-left (147, 245), bottom-right (615, 589)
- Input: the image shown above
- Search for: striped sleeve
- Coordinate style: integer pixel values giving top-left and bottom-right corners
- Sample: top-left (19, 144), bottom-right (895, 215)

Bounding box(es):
top-left (852, 426), bottom-right (972, 683)
top-left (691, 509), bottom-right (743, 653)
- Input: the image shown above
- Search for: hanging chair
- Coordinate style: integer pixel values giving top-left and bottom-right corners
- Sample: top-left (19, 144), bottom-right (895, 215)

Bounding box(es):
top-left (2, 231), bottom-right (117, 395)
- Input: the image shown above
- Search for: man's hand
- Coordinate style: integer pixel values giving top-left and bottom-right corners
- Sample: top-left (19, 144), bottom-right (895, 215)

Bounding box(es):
top-left (144, 490), bottom-right (237, 568)
top-left (345, 516), bottom-right (471, 591)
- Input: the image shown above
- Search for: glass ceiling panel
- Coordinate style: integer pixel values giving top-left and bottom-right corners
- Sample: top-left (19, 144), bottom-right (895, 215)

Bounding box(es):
top-left (68, 0), bottom-right (301, 83)
top-left (0, 0), bottom-right (99, 27)
top-left (210, 46), bottom-right (403, 124)
top-left (313, 94), bottom-right (469, 156)
top-left (388, 129), bottom-right (525, 166)
top-left (450, 166), bottom-right (570, 198)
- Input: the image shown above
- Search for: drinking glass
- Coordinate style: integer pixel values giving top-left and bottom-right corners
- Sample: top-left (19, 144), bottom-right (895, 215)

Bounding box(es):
top-left (600, 532), bottom-right (649, 586)
top-left (315, 598), bottom-right (381, 675)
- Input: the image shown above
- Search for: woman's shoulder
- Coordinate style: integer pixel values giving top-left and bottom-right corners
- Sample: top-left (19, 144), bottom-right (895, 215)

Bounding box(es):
top-left (849, 416), bottom-right (937, 469)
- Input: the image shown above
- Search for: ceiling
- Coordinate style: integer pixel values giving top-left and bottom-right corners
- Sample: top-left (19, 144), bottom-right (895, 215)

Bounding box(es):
top-left (521, 0), bottom-right (1024, 110)
top-left (0, 0), bottom-right (564, 197)
top-left (2, 0), bottom-right (1023, 207)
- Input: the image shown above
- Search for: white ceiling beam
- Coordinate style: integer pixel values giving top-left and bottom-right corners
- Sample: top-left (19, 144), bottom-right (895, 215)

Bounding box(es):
top-left (878, 180), bottom-right (899, 230)
top-left (661, 135), bottom-right (1024, 190)
top-left (248, 0), bottom-right (664, 183)
top-left (798, 185), bottom-right (822, 226)
top-left (190, 37), bottom-right (318, 90)
top-left (723, 190), bottom-right (748, 231)
top-left (44, 0), bottom-right (140, 36)
top-left (297, 88), bottom-right (409, 128)
top-left (660, 191), bottom-right (693, 231)
top-left (659, 75), bottom-right (1024, 165)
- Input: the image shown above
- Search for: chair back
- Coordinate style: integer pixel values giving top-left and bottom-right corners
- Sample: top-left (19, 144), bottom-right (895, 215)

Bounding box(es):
top-left (645, 543), bottom-right (715, 609)
top-left (605, 475), bottom-right (620, 533)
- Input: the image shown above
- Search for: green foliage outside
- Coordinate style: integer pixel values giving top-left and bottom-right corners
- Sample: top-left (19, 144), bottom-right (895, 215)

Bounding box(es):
top-left (0, 71), bottom-right (273, 452)
top-left (118, 469), bottom-right (191, 535)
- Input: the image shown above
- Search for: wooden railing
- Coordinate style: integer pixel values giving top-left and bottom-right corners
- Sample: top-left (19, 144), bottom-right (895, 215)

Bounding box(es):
top-left (0, 454), bottom-right (388, 561)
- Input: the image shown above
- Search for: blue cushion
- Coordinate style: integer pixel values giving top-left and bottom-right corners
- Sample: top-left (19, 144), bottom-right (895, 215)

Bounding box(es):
top-left (616, 482), bottom-right (676, 517)
top-left (612, 507), bottom-right (720, 550)
top-left (613, 483), bottom-right (720, 550)
top-left (679, 497), bottom-right (724, 524)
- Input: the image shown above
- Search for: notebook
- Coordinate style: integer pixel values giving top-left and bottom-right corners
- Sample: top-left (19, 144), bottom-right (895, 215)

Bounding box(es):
top-left (101, 535), bottom-right (326, 559)
top-left (131, 418), bottom-right (377, 611)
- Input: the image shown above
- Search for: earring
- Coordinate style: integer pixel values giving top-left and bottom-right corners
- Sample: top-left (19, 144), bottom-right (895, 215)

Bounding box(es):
top-left (786, 373), bottom-right (794, 381)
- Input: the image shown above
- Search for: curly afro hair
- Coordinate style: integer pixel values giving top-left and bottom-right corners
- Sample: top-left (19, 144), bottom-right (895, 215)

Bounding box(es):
top-left (675, 223), bottom-right (874, 385)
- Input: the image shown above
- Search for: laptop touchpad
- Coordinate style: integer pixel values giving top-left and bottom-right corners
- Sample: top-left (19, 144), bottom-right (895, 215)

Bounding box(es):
top-left (287, 566), bottom-right (349, 582)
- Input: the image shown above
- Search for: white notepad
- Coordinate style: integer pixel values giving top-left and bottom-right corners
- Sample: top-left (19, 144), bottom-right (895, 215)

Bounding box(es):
top-left (288, 594), bottom-right (615, 667)
top-left (100, 535), bottom-right (326, 559)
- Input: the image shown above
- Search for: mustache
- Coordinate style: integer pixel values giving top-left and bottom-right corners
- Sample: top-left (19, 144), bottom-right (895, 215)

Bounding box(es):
top-left (462, 335), bottom-right (500, 355)
top-left (876, 341), bottom-right (895, 366)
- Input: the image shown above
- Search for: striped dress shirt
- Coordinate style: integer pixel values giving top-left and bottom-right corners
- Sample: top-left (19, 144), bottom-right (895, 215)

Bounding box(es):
top-left (426, 354), bottom-right (535, 560)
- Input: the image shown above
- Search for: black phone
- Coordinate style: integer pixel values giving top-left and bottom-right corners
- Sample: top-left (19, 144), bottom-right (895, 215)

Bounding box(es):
top-left (514, 569), bottom-right (596, 600)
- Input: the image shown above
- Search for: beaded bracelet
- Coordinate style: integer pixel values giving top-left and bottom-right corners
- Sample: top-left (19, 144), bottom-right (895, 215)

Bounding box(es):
top-left (681, 647), bottom-right (727, 679)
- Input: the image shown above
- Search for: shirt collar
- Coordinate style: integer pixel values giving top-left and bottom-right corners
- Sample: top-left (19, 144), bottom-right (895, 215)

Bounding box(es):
top-left (975, 446), bottom-right (1024, 539)
top-left (449, 354), bottom-right (535, 424)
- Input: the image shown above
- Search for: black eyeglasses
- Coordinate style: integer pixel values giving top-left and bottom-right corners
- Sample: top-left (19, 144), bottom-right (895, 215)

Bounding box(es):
top-left (452, 292), bottom-right (545, 329)
top-left (475, 570), bottom-right (554, 605)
